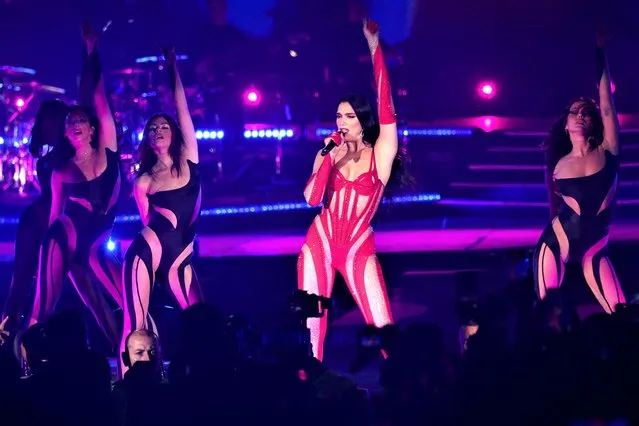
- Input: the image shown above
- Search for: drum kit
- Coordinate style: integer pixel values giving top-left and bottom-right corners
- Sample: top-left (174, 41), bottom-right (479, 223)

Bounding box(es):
top-left (0, 54), bottom-right (211, 194)
top-left (0, 65), bottom-right (66, 196)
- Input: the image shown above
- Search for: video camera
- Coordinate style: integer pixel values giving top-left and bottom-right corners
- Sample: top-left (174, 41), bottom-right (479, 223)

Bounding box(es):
top-left (613, 301), bottom-right (639, 325)
top-left (255, 290), bottom-right (333, 362)
top-left (288, 290), bottom-right (332, 320)
top-left (350, 324), bottom-right (399, 373)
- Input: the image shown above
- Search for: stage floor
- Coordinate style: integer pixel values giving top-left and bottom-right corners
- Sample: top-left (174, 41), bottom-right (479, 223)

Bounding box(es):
top-left (191, 221), bottom-right (639, 258)
top-left (2, 219), bottom-right (639, 260)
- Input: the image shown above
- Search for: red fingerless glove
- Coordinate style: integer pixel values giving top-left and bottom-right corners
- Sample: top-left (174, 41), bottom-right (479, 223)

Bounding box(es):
top-left (373, 47), bottom-right (396, 125)
top-left (366, 19), bottom-right (396, 126)
top-left (304, 155), bottom-right (333, 206)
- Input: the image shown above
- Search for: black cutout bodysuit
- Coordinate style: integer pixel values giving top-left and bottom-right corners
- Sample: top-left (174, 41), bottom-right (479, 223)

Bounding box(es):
top-left (146, 159), bottom-right (202, 276)
top-left (31, 147), bottom-right (122, 327)
top-left (63, 147), bottom-right (121, 265)
top-left (533, 150), bottom-right (621, 305)
top-left (122, 159), bottom-right (203, 344)
top-left (553, 150), bottom-right (617, 261)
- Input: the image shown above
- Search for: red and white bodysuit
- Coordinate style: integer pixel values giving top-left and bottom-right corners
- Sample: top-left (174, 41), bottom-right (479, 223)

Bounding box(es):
top-left (298, 23), bottom-right (396, 360)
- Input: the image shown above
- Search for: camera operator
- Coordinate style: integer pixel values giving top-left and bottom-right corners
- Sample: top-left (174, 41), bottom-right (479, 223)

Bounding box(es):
top-left (112, 330), bottom-right (165, 426)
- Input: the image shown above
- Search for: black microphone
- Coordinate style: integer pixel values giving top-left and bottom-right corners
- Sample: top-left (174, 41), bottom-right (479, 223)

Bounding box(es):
top-left (320, 131), bottom-right (343, 157)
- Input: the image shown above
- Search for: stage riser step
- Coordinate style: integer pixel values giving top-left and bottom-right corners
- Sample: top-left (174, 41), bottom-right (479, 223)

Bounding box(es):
top-left (481, 139), bottom-right (639, 150)
top-left (446, 184), bottom-right (639, 201)
top-left (482, 143), bottom-right (639, 160)
top-left (458, 165), bottom-right (639, 183)
top-left (457, 168), bottom-right (545, 183)
top-left (473, 150), bottom-right (544, 165)
top-left (439, 199), bottom-right (639, 219)
top-left (463, 152), bottom-right (639, 168)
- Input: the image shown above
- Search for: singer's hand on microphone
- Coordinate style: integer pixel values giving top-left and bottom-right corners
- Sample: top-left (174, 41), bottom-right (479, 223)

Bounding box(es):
top-left (321, 131), bottom-right (343, 159)
top-left (324, 131), bottom-right (342, 146)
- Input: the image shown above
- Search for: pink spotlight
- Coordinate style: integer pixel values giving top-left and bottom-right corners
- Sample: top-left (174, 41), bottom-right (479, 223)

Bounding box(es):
top-left (478, 82), bottom-right (496, 99)
top-left (244, 88), bottom-right (261, 106)
top-left (15, 98), bottom-right (25, 109)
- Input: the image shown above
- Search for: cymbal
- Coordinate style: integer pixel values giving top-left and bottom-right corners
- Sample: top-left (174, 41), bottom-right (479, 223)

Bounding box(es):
top-left (134, 54), bottom-right (189, 65)
top-left (0, 65), bottom-right (36, 77)
top-left (16, 81), bottom-right (66, 94)
top-left (33, 83), bottom-right (65, 94)
top-left (111, 67), bottom-right (145, 75)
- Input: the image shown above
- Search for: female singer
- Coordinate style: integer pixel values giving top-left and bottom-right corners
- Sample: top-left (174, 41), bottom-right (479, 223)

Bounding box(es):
top-left (28, 26), bottom-right (123, 347)
top-left (298, 19), bottom-right (402, 360)
top-left (120, 47), bottom-right (203, 370)
top-left (533, 30), bottom-right (625, 313)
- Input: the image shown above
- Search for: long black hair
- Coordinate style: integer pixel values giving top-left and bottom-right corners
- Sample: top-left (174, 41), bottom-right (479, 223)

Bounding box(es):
top-left (136, 113), bottom-right (184, 178)
top-left (29, 100), bottom-right (68, 158)
top-left (543, 97), bottom-right (604, 216)
top-left (543, 97), bottom-right (604, 177)
top-left (337, 94), bottom-right (412, 191)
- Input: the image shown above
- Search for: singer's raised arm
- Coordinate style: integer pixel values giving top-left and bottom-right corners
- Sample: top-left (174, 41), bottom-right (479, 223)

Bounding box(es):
top-left (365, 19), bottom-right (398, 186)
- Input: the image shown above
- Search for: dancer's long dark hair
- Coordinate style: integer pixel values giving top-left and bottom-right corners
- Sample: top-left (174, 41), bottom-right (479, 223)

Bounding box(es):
top-left (543, 97), bottom-right (604, 215)
top-left (543, 97), bottom-right (604, 175)
top-left (136, 113), bottom-right (184, 178)
top-left (338, 94), bottom-right (413, 191)
top-left (29, 100), bottom-right (68, 158)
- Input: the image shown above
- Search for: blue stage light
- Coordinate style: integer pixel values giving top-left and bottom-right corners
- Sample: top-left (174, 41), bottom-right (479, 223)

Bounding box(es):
top-left (315, 127), bottom-right (473, 138)
top-left (244, 127), bottom-right (296, 140)
top-left (0, 192), bottom-right (441, 226)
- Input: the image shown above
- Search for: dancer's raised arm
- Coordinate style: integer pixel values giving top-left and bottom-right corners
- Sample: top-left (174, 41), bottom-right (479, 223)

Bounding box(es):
top-left (163, 46), bottom-right (198, 163)
top-left (81, 23), bottom-right (117, 152)
top-left (596, 29), bottom-right (619, 155)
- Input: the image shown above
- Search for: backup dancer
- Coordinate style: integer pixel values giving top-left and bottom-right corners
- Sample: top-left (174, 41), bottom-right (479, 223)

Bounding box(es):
top-left (28, 26), bottom-right (125, 347)
top-left (120, 46), bottom-right (203, 372)
top-left (533, 31), bottom-right (625, 313)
